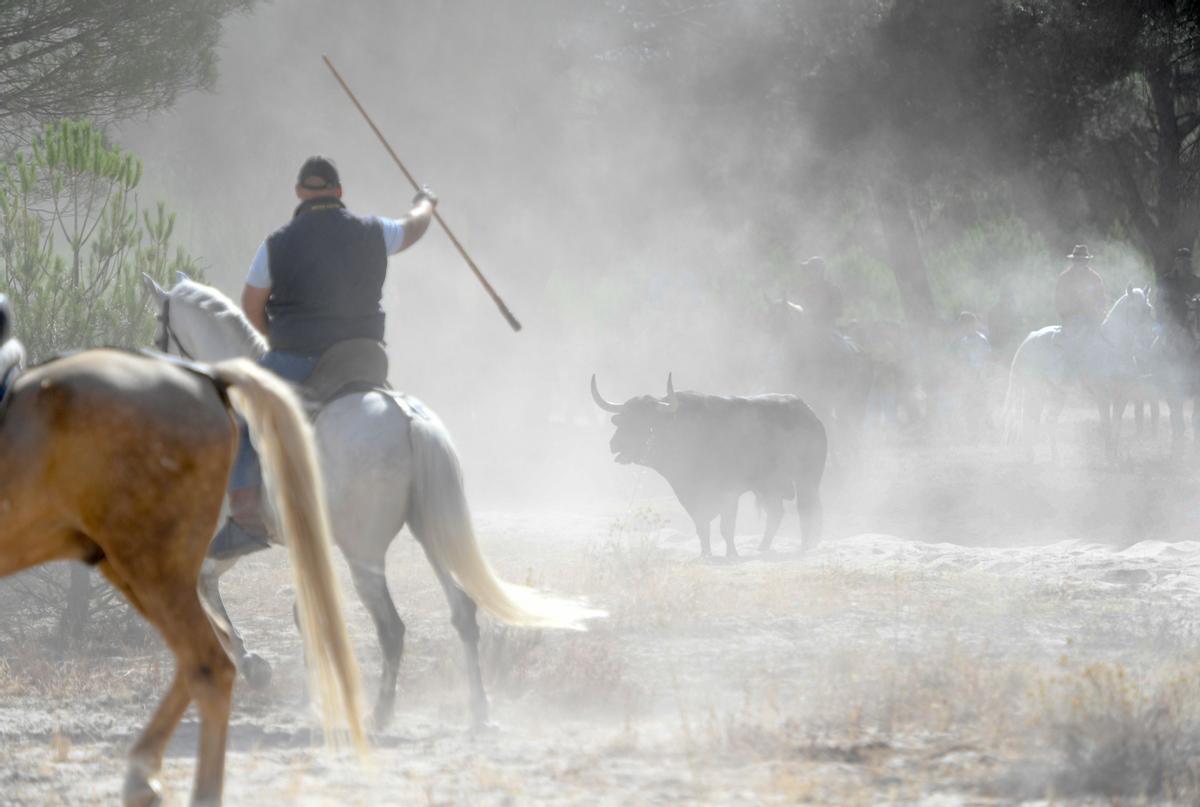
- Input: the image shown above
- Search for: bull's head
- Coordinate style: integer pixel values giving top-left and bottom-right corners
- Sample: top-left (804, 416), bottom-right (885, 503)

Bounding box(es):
top-left (591, 374), bottom-right (680, 465)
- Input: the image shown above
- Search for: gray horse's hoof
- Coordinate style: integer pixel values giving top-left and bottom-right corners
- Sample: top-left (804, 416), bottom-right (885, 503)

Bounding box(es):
top-left (242, 653), bottom-right (272, 690)
top-left (370, 702), bottom-right (395, 733)
top-left (122, 773), bottom-right (163, 807)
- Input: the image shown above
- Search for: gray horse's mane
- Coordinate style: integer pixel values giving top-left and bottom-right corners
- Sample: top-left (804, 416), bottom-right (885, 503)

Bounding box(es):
top-left (173, 279), bottom-right (267, 355)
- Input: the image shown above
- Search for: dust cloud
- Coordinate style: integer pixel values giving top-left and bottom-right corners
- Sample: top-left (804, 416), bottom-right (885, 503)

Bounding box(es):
top-left (5, 3), bottom-right (1200, 804)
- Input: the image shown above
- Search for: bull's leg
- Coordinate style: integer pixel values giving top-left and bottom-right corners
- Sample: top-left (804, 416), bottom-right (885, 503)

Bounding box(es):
top-left (797, 487), bottom-right (824, 552)
top-left (348, 557), bottom-right (406, 731)
top-left (758, 496), bottom-right (784, 552)
top-left (694, 518), bottom-right (713, 558)
top-left (197, 557), bottom-right (272, 690)
top-left (719, 498), bottom-right (739, 559)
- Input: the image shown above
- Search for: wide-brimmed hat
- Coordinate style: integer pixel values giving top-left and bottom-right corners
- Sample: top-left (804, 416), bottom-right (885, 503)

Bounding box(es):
top-left (1067, 245), bottom-right (1093, 261)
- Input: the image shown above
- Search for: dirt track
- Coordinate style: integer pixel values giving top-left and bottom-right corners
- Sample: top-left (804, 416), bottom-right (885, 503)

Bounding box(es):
top-left (4, 420), bottom-right (1200, 804)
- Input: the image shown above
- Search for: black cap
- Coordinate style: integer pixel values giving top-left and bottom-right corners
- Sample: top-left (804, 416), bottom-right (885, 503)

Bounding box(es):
top-left (297, 156), bottom-right (340, 190)
top-left (1177, 247), bottom-right (1192, 259)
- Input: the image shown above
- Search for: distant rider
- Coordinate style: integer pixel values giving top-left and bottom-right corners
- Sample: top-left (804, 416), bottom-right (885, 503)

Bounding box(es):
top-left (793, 255), bottom-right (847, 362)
top-left (795, 256), bottom-right (844, 330)
top-left (1054, 244), bottom-right (1106, 375)
top-left (1156, 247), bottom-right (1200, 351)
top-left (210, 156), bottom-right (437, 559)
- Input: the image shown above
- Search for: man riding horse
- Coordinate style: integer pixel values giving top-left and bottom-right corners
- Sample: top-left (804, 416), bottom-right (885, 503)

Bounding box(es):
top-left (1054, 244), bottom-right (1107, 375)
top-left (791, 255), bottom-right (850, 362)
top-left (1157, 247), bottom-right (1200, 352)
top-left (795, 256), bottom-right (843, 330)
top-left (212, 156), bottom-right (437, 558)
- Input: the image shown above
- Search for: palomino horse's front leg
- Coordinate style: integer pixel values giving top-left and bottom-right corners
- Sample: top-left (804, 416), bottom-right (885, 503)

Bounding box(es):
top-left (198, 558), bottom-right (273, 689)
top-left (100, 555), bottom-right (236, 807)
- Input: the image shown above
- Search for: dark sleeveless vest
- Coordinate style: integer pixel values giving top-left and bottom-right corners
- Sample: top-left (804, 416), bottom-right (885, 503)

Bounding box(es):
top-left (265, 197), bottom-right (387, 355)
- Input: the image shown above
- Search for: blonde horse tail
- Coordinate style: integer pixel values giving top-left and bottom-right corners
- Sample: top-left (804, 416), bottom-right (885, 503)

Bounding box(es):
top-left (213, 358), bottom-right (367, 753)
top-left (407, 407), bottom-right (604, 630)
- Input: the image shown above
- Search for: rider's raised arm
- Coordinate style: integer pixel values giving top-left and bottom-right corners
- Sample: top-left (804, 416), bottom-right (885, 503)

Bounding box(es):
top-left (378, 187), bottom-right (438, 256)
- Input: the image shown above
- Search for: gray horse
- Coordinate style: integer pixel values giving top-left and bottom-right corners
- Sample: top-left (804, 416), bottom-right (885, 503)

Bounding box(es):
top-left (1001, 285), bottom-right (1154, 461)
top-left (144, 274), bottom-right (601, 730)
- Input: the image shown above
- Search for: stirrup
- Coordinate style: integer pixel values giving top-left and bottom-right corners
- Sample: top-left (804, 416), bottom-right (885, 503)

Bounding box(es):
top-left (208, 517), bottom-right (271, 560)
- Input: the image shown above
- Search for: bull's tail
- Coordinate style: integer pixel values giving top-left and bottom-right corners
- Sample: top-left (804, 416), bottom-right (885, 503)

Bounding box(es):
top-left (406, 406), bottom-right (604, 630)
top-left (213, 358), bottom-right (367, 753)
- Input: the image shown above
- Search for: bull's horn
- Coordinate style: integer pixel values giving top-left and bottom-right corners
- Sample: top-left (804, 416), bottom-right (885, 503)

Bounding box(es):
top-left (590, 374), bottom-right (624, 413)
top-left (662, 373), bottom-right (680, 412)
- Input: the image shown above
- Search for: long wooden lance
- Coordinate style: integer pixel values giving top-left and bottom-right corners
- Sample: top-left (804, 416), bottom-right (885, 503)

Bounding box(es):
top-left (322, 55), bottom-right (522, 332)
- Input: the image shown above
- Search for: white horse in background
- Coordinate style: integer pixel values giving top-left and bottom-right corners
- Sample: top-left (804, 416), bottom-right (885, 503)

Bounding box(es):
top-left (1002, 285), bottom-right (1154, 461)
top-left (144, 273), bottom-right (602, 730)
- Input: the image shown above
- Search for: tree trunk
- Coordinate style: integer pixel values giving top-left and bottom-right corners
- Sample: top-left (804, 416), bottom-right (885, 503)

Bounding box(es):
top-left (1148, 62), bottom-right (1184, 277)
top-left (876, 176), bottom-right (942, 415)
top-left (875, 177), bottom-right (937, 329)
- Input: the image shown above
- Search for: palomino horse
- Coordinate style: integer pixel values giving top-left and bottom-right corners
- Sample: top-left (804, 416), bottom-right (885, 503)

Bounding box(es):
top-left (1002, 286), bottom-right (1154, 460)
top-left (0, 308), bottom-right (364, 805)
top-left (144, 274), bottom-right (601, 731)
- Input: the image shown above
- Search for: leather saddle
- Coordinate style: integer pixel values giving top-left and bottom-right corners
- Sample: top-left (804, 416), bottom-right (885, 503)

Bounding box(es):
top-left (301, 338), bottom-right (390, 412)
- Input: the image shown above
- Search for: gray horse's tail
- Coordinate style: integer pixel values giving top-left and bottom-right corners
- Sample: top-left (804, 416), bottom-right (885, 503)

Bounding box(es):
top-left (1001, 339), bottom-right (1029, 444)
top-left (406, 408), bottom-right (603, 630)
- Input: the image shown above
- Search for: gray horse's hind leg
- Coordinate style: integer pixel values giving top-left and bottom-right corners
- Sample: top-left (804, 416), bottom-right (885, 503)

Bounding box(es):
top-left (347, 558), bottom-right (405, 730)
top-left (422, 547), bottom-right (489, 729)
top-left (197, 558), bottom-right (272, 689)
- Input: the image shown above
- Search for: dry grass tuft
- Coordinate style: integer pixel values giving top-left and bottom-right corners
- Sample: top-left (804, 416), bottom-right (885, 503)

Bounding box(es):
top-left (1020, 661), bottom-right (1200, 800)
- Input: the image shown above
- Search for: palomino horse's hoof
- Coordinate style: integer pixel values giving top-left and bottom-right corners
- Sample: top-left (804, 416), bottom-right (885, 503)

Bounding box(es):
top-left (122, 773), bottom-right (163, 807)
top-left (242, 653), bottom-right (272, 690)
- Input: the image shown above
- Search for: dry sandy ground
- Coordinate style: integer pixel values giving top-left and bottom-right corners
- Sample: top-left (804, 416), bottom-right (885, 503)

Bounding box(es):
top-left (4, 429), bottom-right (1200, 805)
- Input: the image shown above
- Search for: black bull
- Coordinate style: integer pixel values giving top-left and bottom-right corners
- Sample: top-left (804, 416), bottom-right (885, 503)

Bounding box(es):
top-left (592, 375), bottom-right (827, 557)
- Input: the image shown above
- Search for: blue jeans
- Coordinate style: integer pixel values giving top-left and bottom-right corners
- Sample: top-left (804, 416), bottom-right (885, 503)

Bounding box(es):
top-left (228, 350), bottom-right (320, 491)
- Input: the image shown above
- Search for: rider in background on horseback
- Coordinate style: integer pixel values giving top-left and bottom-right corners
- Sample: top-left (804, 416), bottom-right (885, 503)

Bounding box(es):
top-left (794, 256), bottom-right (846, 359)
top-left (210, 156), bottom-right (437, 559)
top-left (1054, 244), bottom-right (1107, 374)
top-left (1156, 247), bottom-right (1200, 352)
top-left (795, 256), bottom-right (844, 329)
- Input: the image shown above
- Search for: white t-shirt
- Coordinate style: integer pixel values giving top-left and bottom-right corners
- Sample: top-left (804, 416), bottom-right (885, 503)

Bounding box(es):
top-left (245, 216), bottom-right (407, 289)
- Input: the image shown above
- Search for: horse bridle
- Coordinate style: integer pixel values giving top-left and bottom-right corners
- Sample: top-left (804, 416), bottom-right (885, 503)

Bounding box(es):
top-left (155, 297), bottom-right (196, 360)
